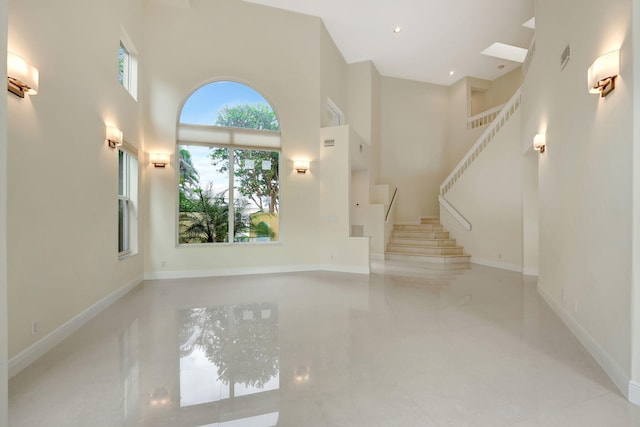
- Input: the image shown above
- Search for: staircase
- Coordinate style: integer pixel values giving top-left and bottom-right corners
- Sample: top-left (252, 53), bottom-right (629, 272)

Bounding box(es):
top-left (385, 216), bottom-right (470, 265)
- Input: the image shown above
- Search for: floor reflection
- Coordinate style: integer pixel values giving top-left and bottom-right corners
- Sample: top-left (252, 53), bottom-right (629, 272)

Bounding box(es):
top-left (179, 303), bottom-right (280, 411)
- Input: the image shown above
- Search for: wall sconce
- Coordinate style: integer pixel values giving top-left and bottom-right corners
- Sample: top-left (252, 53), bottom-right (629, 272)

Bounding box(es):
top-left (533, 133), bottom-right (546, 154)
top-left (294, 366), bottom-right (310, 383)
top-left (7, 52), bottom-right (39, 98)
top-left (294, 160), bottom-right (309, 174)
top-left (588, 50), bottom-right (620, 97)
top-left (106, 125), bottom-right (123, 149)
top-left (149, 153), bottom-right (170, 168)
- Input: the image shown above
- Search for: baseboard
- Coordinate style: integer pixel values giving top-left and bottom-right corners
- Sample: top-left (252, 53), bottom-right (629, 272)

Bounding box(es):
top-left (522, 267), bottom-right (539, 277)
top-left (537, 283), bottom-right (630, 398)
top-left (145, 264), bottom-right (370, 280)
top-left (9, 276), bottom-right (143, 378)
top-left (370, 253), bottom-right (385, 261)
top-left (471, 257), bottom-right (522, 273)
top-left (630, 380), bottom-right (640, 406)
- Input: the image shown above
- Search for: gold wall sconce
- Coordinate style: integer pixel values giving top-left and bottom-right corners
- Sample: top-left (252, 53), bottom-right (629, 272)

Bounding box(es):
top-left (588, 50), bottom-right (620, 98)
top-left (149, 153), bottom-right (170, 168)
top-left (7, 52), bottom-right (39, 98)
top-left (293, 160), bottom-right (309, 174)
top-left (533, 133), bottom-right (546, 154)
top-left (106, 125), bottom-right (123, 149)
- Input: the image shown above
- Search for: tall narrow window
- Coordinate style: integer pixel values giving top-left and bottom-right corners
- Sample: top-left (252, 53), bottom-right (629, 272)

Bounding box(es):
top-left (118, 28), bottom-right (138, 100)
top-left (119, 149), bottom-right (138, 256)
top-left (119, 42), bottom-right (130, 90)
top-left (327, 98), bottom-right (345, 126)
top-left (177, 81), bottom-right (280, 245)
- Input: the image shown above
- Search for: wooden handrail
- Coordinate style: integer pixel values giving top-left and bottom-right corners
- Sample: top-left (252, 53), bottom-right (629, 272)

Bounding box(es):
top-left (385, 187), bottom-right (398, 222)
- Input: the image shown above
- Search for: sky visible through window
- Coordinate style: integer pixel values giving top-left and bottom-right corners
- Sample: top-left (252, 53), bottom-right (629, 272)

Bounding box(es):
top-left (180, 81), bottom-right (272, 125)
top-left (180, 82), bottom-right (278, 199)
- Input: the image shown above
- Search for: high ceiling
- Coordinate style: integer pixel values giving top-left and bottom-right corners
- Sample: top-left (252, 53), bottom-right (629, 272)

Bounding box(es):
top-left (243, 0), bottom-right (535, 86)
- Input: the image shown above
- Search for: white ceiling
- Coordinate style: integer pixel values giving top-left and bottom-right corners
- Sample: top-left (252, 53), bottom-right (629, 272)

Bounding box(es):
top-left (243, 0), bottom-right (534, 86)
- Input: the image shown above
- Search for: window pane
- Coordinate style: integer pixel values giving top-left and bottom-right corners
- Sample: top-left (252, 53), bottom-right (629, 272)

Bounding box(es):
top-left (118, 150), bottom-right (125, 196)
top-left (178, 145), bottom-right (230, 243)
top-left (119, 42), bottom-right (129, 88)
top-left (233, 149), bottom-right (279, 243)
top-left (119, 199), bottom-right (128, 253)
top-left (179, 81), bottom-right (279, 130)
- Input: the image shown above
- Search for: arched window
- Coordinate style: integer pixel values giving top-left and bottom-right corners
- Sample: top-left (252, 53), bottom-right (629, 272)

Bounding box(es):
top-left (177, 81), bottom-right (280, 244)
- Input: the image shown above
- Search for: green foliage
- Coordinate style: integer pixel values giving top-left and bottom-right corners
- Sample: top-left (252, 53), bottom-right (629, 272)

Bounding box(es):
top-left (216, 103), bottom-right (279, 131)
top-left (210, 104), bottom-right (280, 214)
top-left (179, 184), bottom-right (246, 243)
top-left (179, 148), bottom-right (200, 191)
top-left (254, 221), bottom-right (273, 238)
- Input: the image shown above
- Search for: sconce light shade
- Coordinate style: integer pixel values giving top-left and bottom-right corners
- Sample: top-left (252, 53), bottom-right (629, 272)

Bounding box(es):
top-left (106, 126), bottom-right (123, 149)
top-left (588, 50), bottom-right (620, 97)
top-left (293, 160), bottom-right (309, 174)
top-left (149, 153), bottom-right (170, 168)
top-left (7, 52), bottom-right (39, 98)
top-left (533, 133), bottom-right (546, 154)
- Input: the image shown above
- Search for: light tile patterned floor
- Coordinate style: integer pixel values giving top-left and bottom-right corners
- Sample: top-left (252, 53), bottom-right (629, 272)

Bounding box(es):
top-left (9, 262), bottom-right (640, 426)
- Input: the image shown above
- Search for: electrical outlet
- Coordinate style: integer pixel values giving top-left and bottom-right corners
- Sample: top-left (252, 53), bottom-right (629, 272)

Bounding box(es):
top-left (31, 321), bottom-right (38, 336)
top-left (498, 253), bottom-right (502, 260)
top-left (161, 261), bottom-right (167, 268)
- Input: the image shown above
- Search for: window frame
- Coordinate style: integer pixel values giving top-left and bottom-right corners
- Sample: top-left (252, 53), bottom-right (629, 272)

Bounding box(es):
top-left (118, 28), bottom-right (139, 100)
top-left (176, 142), bottom-right (280, 246)
top-left (119, 147), bottom-right (138, 258)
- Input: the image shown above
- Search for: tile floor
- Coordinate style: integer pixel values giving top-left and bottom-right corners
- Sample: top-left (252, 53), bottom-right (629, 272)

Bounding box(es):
top-left (8, 262), bottom-right (640, 426)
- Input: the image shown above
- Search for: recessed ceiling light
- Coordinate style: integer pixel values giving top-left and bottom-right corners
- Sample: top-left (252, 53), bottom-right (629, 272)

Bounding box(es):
top-left (393, 26), bottom-right (402, 34)
top-left (449, 70), bottom-right (455, 76)
top-left (481, 42), bottom-right (528, 63)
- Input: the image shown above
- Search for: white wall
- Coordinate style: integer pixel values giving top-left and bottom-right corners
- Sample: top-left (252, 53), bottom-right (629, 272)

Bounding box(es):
top-left (380, 77), bottom-right (449, 221)
top-left (522, 150), bottom-right (539, 276)
top-left (143, 0), bottom-right (368, 277)
top-left (523, 0), bottom-right (634, 395)
top-left (1, 0), bottom-right (8, 422)
top-left (441, 109), bottom-right (523, 270)
top-left (319, 126), bottom-right (370, 271)
top-left (321, 25), bottom-right (348, 128)
top-left (631, 0), bottom-right (640, 402)
top-left (7, 0), bottom-right (145, 361)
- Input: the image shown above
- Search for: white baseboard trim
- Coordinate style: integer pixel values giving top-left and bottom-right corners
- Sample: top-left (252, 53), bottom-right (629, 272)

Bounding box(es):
top-left (522, 267), bottom-right (539, 277)
top-left (471, 257), bottom-right (522, 273)
top-left (144, 264), bottom-right (370, 280)
top-left (9, 276), bottom-right (143, 378)
top-left (537, 283), bottom-right (630, 398)
top-left (370, 253), bottom-right (385, 261)
top-left (630, 380), bottom-right (640, 406)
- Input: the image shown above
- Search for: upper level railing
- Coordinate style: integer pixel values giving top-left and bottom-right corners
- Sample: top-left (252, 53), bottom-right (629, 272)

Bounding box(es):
top-left (467, 103), bottom-right (505, 129)
top-left (441, 87), bottom-right (522, 198)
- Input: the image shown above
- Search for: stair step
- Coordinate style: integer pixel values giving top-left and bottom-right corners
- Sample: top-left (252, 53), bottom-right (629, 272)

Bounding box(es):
top-left (393, 224), bottom-right (443, 232)
top-left (386, 245), bottom-right (463, 255)
top-left (388, 238), bottom-right (457, 247)
top-left (392, 231), bottom-right (450, 239)
top-left (385, 252), bottom-right (471, 264)
top-left (420, 216), bottom-right (441, 225)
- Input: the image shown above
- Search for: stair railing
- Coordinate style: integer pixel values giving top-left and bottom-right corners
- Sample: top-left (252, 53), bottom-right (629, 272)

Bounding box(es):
top-left (441, 87), bottom-right (522, 198)
top-left (467, 103), bottom-right (505, 129)
top-left (439, 195), bottom-right (471, 231)
top-left (439, 87), bottom-right (522, 230)
top-left (385, 187), bottom-right (398, 222)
